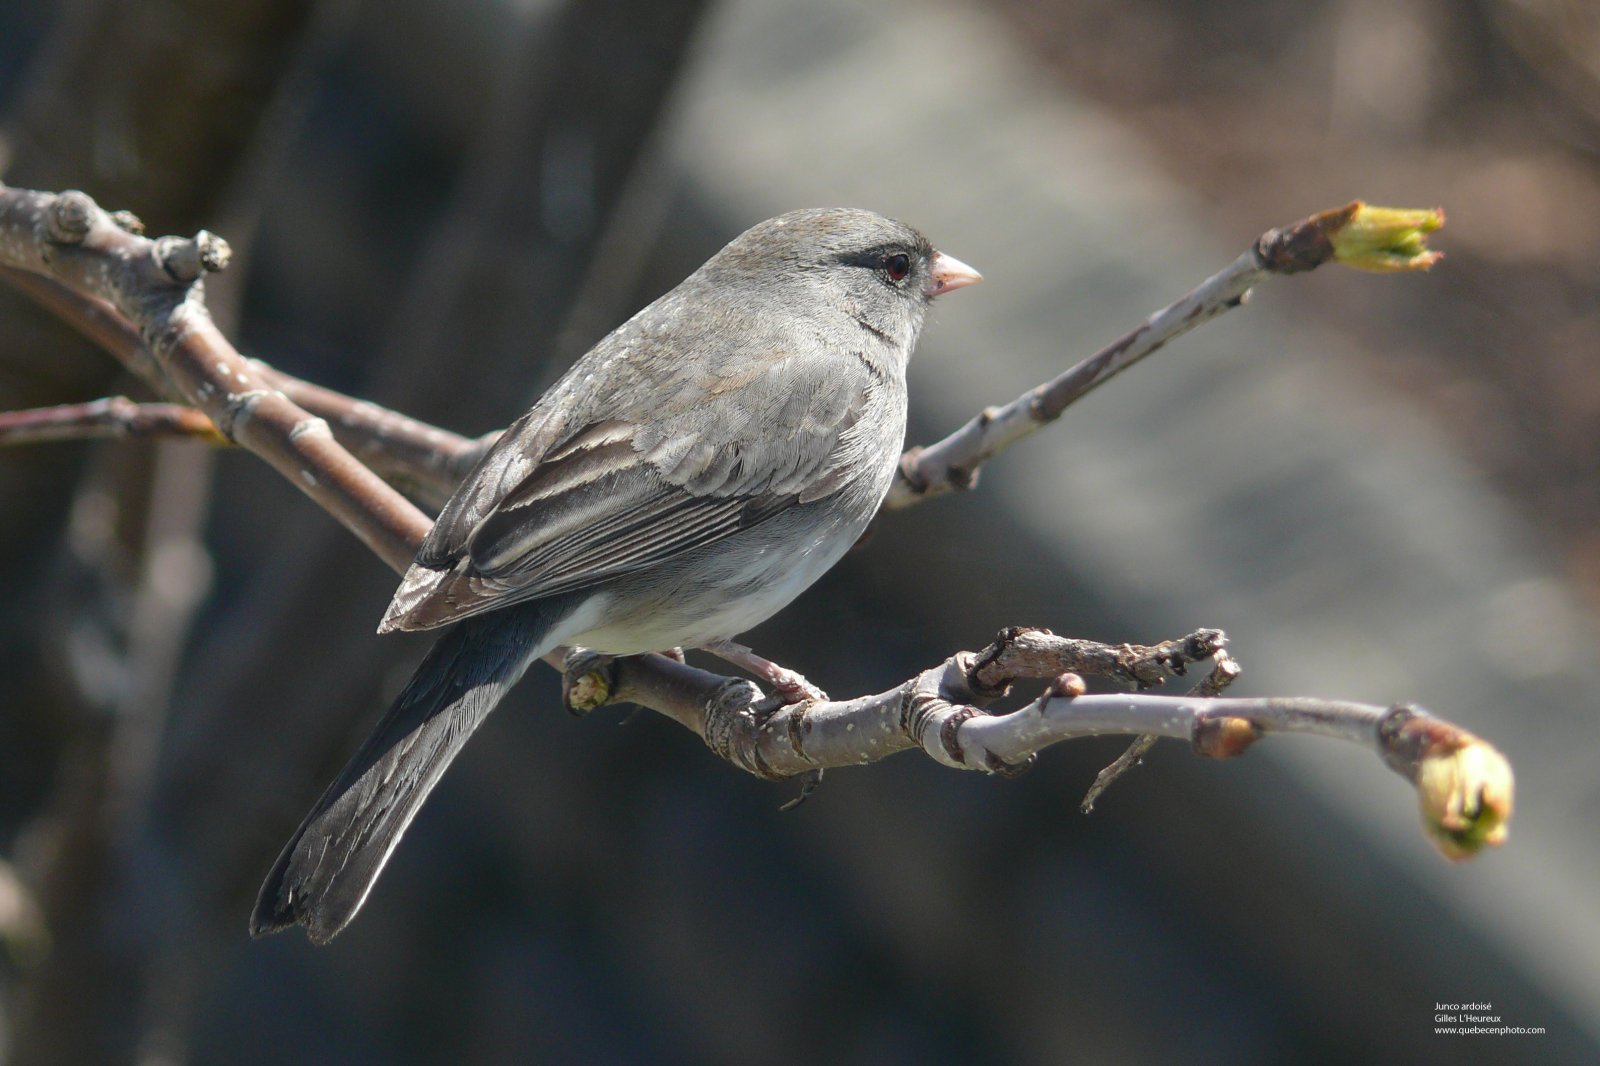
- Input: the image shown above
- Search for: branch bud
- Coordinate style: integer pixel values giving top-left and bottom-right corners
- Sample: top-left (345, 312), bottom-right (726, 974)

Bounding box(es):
top-left (109, 209), bottom-right (145, 235)
top-left (47, 190), bottom-right (95, 244)
top-left (1415, 740), bottom-right (1513, 860)
top-left (1329, 203), bottom-right (1445, 273)
top-left (155, 231), bottom-right (233, 283)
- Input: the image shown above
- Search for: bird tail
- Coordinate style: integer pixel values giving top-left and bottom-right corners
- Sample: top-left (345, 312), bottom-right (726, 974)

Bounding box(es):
top-left (250, 604), bottom-right (557, 943)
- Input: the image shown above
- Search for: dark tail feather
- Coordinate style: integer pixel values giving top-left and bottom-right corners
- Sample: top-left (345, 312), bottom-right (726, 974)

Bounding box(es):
top-left (250, 605), bottom-right (555, 943)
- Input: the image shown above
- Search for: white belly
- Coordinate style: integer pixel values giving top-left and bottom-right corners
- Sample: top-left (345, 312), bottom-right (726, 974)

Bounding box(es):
top-left (557, 507), bottom-right (863, 655)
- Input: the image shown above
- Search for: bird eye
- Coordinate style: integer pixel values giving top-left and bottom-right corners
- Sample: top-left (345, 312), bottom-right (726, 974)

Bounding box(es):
top-left (882, 253), bottom-right (910, 282)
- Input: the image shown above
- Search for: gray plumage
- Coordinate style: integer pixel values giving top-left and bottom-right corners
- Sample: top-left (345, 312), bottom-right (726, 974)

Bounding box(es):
top-left (251, 208), bottom-right (980, 942)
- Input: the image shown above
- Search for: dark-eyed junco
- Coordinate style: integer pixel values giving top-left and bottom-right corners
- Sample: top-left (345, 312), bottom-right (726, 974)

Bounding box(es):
top-left (250, 208), bottom-right (981, 943)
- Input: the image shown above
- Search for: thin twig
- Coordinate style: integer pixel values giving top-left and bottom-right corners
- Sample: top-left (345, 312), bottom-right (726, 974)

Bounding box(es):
top-left (248, 364), bottom-right (483, 503)
top-left (0, 397), bottom-right (225, 447)
top-left (1079, 736), bottom-right (1157, 814)
top-left (1080, 642), bottom-right (1242, 812)
top-left (886, 202), bottom-right (1432, 508)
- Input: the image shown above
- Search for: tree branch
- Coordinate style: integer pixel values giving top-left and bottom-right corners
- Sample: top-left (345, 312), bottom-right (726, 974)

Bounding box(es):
top-left (1080, 641), bottom-right (1242, 813)
top-left (563, 626), bottom-right (1510, 860)
top-left (245, 368), bottom-right (485, 506)
top-left (0, 262), bottom-right (479, 505)
top-left (0, 397), bottom-right (225, 446)
top-left (2, 201), bottom-right (1444, 522)
top-left (1, 186), bottom-right (1502, 860)
top-left (0, 184), bottom-right (430, 570)
top-left (887, 201), bottom-right (1444, 508)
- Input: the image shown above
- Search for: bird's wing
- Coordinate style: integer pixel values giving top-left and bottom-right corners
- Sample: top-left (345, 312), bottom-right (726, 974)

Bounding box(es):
top-left (381, 344), bottom-right (883, 632)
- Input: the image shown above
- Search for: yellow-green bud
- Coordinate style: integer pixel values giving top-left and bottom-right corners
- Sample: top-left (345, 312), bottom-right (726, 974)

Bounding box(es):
top-left (1330, 203), bottom-right (1446, 273)
top-left (1416, 740), bottom-right (1513, 860)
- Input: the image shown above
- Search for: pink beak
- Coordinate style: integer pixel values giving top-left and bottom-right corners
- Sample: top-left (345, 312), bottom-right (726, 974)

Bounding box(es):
top-left (926, 250), bottom-right (983, 297)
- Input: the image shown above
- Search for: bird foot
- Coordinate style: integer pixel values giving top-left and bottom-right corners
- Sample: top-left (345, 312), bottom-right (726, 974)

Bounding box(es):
top-left (702, 639), bottom-right (828, 703)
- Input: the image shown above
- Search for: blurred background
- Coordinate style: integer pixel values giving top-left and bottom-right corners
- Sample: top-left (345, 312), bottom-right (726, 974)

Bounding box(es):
top-left (0, 0), bottom-right (1597, 1062)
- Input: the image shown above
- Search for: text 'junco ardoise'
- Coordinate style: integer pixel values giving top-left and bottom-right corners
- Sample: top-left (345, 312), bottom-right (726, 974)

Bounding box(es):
top-left (251, 207), bottom-right (981, 943)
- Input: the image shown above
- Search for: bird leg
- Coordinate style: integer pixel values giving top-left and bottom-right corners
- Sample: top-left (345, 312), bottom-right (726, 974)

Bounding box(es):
top-left (701, 639), bottom-right (827, 703)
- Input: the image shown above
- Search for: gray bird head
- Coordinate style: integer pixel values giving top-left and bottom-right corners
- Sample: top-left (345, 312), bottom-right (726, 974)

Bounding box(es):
top-left (703, 207), bottom-right (981, 359)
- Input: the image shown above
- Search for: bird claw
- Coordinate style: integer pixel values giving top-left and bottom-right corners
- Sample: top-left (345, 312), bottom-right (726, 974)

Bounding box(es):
top-left (702, 639), bottom-right (827, 704)
top-left (764, 665), bottom-right (828, 704)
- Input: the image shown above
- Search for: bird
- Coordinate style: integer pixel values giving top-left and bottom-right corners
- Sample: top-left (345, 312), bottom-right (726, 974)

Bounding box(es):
top-left (250, 207), bottom-right (982, 943)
